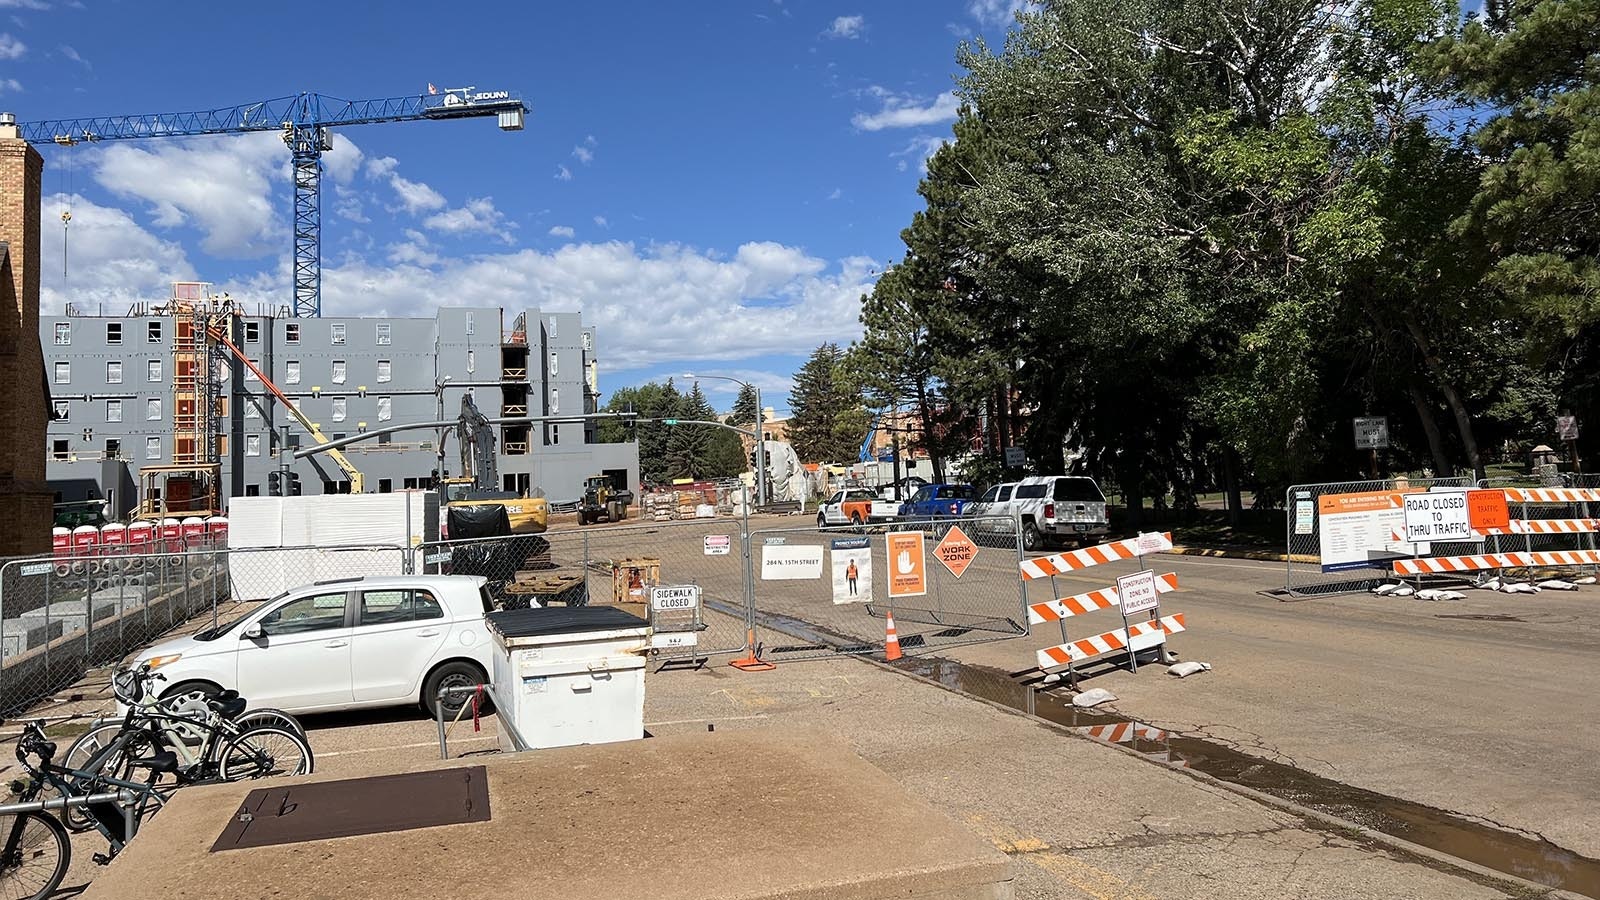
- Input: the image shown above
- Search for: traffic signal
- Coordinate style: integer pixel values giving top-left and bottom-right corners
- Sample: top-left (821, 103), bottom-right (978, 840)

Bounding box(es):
top-left (267, 471), bottom-right (283, 496)
top-left (288, 472), bottom-right (302, 496)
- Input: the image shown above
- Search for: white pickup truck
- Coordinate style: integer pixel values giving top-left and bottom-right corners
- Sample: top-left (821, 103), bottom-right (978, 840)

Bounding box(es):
top-left (816, 488), bottom-right (901, 528)
top-left (968, 476), bottom-right (1109, 550)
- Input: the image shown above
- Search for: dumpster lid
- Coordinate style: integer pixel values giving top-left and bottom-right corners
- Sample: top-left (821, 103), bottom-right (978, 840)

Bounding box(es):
top-left (486, 606), bottom-right (649, 638)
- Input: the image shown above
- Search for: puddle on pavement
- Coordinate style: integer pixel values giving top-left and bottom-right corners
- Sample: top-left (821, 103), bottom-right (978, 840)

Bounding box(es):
top-left (892, 656), bottom-right (1600, 899)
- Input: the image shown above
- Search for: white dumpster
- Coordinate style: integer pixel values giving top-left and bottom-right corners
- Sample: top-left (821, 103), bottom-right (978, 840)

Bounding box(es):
top-left (486, 607), bottom-right (649, 752)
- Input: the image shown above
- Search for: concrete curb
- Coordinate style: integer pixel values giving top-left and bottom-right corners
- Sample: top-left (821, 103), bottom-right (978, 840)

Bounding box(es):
top-left (866, 654), bottom-right (1584, 900)
top-left (1166, 544), bottom-right (1311, 564)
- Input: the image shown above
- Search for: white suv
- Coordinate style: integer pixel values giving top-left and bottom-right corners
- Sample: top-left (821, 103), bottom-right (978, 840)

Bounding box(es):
top-left (968, 476), bottom-right (1109, 550)
top-left (131, 575), bottom-right (495, 718)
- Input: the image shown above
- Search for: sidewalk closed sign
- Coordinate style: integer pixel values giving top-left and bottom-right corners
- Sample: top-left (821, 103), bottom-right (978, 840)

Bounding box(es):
top-left (1403, 490), bottom-right (1478, 542)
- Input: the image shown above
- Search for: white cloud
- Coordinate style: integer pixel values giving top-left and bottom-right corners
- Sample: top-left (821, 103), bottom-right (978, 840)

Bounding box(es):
top-left (0, 32), bottom-right (24, 60)
top-left (890, 134), bottom-right (950, 171)
top-left (59, 44), bottom-right (88, 68)
top-left (92, 133), bottom-right (285, 258)
top-left (39, 193), bottom-right (196, 313)
top-left (389, 175), bottom-right (445, 214)
top-left (195, 241), bottom-right (879, 370)
top-left (0, 77), bottom-right (19, 92)
top-left (593, 215), bottom-right (608, 227)
top-left (967, 0), bottom-right (1030, 27)
top-left (825, 15), bottom-right (865, 38)
top-left (0, 1), bottom-right (51, 9)
top-left (827, 187), bottom-right (842, 201)
top-left (851, 88), bottom-right (959, 131)
top-left (548, 225), bottom-right (576, 238)
top-left (554, 165), bottom-right (573, 181)
top-left (572, 135), bottom-right (596, 164)
top-left (364, 156), bottom-right (398, 179)
top-left (423, 196), bottom-right (516, 243)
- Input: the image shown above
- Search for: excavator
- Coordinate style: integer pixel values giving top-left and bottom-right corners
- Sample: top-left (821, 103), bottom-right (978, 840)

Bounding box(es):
top-left (439, 394), bottom-right (549, 534)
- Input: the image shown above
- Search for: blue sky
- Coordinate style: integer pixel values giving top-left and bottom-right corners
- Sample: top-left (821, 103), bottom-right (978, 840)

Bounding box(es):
top-left (1, 0), bottom-right (1029, 413)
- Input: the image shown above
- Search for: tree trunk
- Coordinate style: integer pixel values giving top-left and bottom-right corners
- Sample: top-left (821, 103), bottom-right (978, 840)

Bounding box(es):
top-left (1405, 378), bottom-right (1454, 478)
top-left (1404, 318), bottom-right (1485, 481)
top-left (1222, 446), bottom-right (1242, 527)
top-left (915, 376), bottom-right (945, 484)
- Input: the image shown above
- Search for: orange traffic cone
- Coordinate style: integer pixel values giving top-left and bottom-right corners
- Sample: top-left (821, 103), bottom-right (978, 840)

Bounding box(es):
top-left (884, 611), bottom-right (903, 662)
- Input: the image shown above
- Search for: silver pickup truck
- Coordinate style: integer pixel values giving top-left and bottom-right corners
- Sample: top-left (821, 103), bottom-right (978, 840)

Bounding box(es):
top-left (969, 475), bottom-right (1109, 550)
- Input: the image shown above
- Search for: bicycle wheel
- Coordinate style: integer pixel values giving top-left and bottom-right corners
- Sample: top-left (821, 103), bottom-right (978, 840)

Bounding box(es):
top-left (0, 811), bottom-right (70, 900)
top-left (217, 726), bottom-right (314, 781)
top-left (236, 708), bottom-right (307, 739)
top-left (59, 723), bottom-right (152, 831)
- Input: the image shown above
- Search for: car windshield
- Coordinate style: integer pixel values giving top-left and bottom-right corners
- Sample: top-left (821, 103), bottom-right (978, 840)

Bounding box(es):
top-left (1016, 484), bottom-right (1048, 499)
top-left (189, 590), bottom-right (287, 641)
top-left (1052, 479), bottom-right (1105, 501)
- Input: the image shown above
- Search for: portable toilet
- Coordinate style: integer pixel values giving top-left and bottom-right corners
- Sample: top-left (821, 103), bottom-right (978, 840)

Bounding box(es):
top-left (205, 515), bottom-right (229, 546)
top-left (160, 518), bottom-right (182, 552)
top-left (71, 524), bottom-right (100, 557)
top-left (52, 526), bottom-right (71, 558)
top-left (126, 521), bottom-right (154, 555)
top-left (101, 522), bottom-right (127, 554)
top-left (181, 516), bottom-right (207, 547)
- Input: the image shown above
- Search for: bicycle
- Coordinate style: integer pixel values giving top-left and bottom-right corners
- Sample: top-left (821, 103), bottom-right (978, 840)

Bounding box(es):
top-left (1, 719), bottom-right (174, 900)
top-left (57, 666), bottom-right (313, 829)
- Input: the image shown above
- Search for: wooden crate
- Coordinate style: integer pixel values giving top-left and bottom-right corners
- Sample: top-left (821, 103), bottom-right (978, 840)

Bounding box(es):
top-left (611, 557), bottom-right (661, 603)
top-left (505, 572), bottom-right (588, 608)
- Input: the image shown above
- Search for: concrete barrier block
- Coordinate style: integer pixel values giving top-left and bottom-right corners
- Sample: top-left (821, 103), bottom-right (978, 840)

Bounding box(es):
top-left (0, 616), bottom-right (64, 658)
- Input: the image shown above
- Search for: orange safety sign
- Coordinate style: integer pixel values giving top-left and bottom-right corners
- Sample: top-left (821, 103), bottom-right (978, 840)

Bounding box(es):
top-left (886, 532), bottom-right (927, 598)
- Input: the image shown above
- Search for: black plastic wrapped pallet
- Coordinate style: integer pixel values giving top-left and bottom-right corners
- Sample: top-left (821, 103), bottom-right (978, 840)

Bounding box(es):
top-left (446, 504), bottom-right (512, 539)
top-left (486, 605), bottom-right (649, 638)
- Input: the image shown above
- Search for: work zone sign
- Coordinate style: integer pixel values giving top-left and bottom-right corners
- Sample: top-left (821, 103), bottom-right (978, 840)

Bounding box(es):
top-left (1403, 489), bottom-right (1507, 542)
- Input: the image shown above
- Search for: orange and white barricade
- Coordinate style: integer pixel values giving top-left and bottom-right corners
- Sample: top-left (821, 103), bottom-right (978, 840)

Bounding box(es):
top-left (1395, 549), bottom-right (1600, 576)
top-left (1020, 533), bottom-right (1186, 682)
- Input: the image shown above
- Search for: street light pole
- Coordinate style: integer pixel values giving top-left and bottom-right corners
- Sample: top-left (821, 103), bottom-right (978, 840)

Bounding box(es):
top-left (685, 372), bottom-right (767, 510)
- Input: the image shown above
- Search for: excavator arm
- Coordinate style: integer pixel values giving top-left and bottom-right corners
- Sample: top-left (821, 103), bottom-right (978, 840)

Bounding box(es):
top-left (207, 327), bottom-right (366, 493)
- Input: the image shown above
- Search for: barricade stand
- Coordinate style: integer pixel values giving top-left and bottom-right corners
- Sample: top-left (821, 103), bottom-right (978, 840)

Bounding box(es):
top-left (1021, 533), bottom-right (1186, 683)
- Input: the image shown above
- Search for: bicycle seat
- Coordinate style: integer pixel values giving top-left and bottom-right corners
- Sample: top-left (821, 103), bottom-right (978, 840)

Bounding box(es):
top-left (34, 740), bottom-right (57, 762)
top-left (128, 750), bottom-right (179, 774)
top-left (209, 696), bottom-right (248, 719)
top-left (216, 689), bottom-right (240, 703)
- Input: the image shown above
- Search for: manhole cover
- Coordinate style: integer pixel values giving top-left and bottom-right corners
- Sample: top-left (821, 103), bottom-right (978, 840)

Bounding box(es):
top-left (212, 766), bottom-right (490, 851)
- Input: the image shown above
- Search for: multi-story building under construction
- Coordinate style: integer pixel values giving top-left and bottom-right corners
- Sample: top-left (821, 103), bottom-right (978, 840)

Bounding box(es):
top-left (40, 283), bottom-right (639, 518)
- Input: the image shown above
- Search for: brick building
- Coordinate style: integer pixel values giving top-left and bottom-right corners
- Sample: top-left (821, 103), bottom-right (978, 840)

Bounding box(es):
top-left (0, 117), bottom-right (51, 556)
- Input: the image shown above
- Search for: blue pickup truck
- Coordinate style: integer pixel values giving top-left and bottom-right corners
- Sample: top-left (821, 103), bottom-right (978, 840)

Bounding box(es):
top-left (898, 483), bottom-right (978, 522)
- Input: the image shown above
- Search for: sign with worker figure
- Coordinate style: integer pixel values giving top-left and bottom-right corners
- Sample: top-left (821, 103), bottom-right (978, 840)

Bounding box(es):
top-left (830, 537), bottom-right (873, 605)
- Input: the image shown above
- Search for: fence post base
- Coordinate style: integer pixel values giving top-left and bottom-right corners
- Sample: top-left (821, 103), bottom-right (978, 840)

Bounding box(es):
top-left (728, 629), bottom-right (776, 672)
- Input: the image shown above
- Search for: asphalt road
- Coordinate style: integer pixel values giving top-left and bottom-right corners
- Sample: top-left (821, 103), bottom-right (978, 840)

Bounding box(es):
top-left (567, 516), bottom-right (1600, 865)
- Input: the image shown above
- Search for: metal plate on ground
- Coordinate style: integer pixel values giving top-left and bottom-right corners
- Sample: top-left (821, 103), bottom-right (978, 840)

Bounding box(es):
top-left (211, 766), bottom-right (491, 851)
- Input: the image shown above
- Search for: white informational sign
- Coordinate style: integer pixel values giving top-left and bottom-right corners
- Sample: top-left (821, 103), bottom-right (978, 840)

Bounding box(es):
top-left (703, 534), bottom-right (732, 556)
top-left (829, 538), bottom-right (873, 605)
top-left (761, 544), bottom-right (824, 580)
top-left (19, 562), bottom-right (52, 577)
top-left (1117, 570), bottom-right (1160, 615)
top-left (1317, 491), bottom-right (1428, 573)
top-left (652, 631), bottom-right (699, 649)
top-left (1354, 416), bottom-right (1390, 449)
top-left (649, 584), bottom-right (701, 612)
top-left (1135, 532), bottom-right (1166, 556)
top-left (1004, 446), bottom-right (1026, 468)
top-left (1294, 500), bottom-right (1314, 536)
top-left (1403, 490), bottom-right (1478, 542)
top-left (424, 551), bottom-right (451, 565)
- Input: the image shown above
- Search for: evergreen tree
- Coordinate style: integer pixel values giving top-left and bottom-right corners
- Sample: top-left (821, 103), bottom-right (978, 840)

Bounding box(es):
top-left (729, 384), bottom-right (760, 427)
top-left (665, 383), bottom-right (717, 480)
top-left (788, 343), bottom-right (868, 462)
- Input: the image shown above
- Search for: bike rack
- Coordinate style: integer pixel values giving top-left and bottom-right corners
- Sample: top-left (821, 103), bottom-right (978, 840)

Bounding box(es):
top-left (0, 789), bottom-right (141, 839)
top-left (435, 682), bottom-right (528, 759)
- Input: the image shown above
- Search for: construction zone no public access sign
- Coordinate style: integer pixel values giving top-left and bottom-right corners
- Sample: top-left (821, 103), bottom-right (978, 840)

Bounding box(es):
top-left (1403, 490), bottom-right (1478, 542)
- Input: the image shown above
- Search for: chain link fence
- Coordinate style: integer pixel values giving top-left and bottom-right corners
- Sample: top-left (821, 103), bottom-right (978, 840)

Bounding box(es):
top-left (0, 541), bottom-right (407, 716)
top-left (417, 517), bottom-right (756, 668)
top-left (748, 516), bottom-right (1028, 662)
top-left (1284, 477), bottom-right (1476, 596)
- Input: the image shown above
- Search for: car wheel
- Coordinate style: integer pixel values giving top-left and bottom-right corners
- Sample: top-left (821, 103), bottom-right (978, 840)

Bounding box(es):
top-left (817, 513), bottom-right (828, 531)
top-left (424, 661), bottom-right (488, 719)
top-left (1021, 521), bottom-right (1041, 552)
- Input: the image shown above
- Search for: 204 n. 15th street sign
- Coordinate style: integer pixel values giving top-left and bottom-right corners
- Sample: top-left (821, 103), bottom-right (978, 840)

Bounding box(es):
top-left (1403, 490), bottom-right (1479, 542)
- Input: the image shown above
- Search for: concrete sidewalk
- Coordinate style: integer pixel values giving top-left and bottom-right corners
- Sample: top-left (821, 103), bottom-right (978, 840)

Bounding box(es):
top-left (640, 657), bottom-right (1529, 900)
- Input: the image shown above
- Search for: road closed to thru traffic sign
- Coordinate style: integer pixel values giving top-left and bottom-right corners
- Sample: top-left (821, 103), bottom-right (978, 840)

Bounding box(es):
top-left (1403, 490), bottom-right (1478, 542)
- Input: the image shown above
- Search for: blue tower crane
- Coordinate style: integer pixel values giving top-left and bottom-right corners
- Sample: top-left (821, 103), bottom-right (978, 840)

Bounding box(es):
top-left (18, 87), bottom-right (528, 317)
